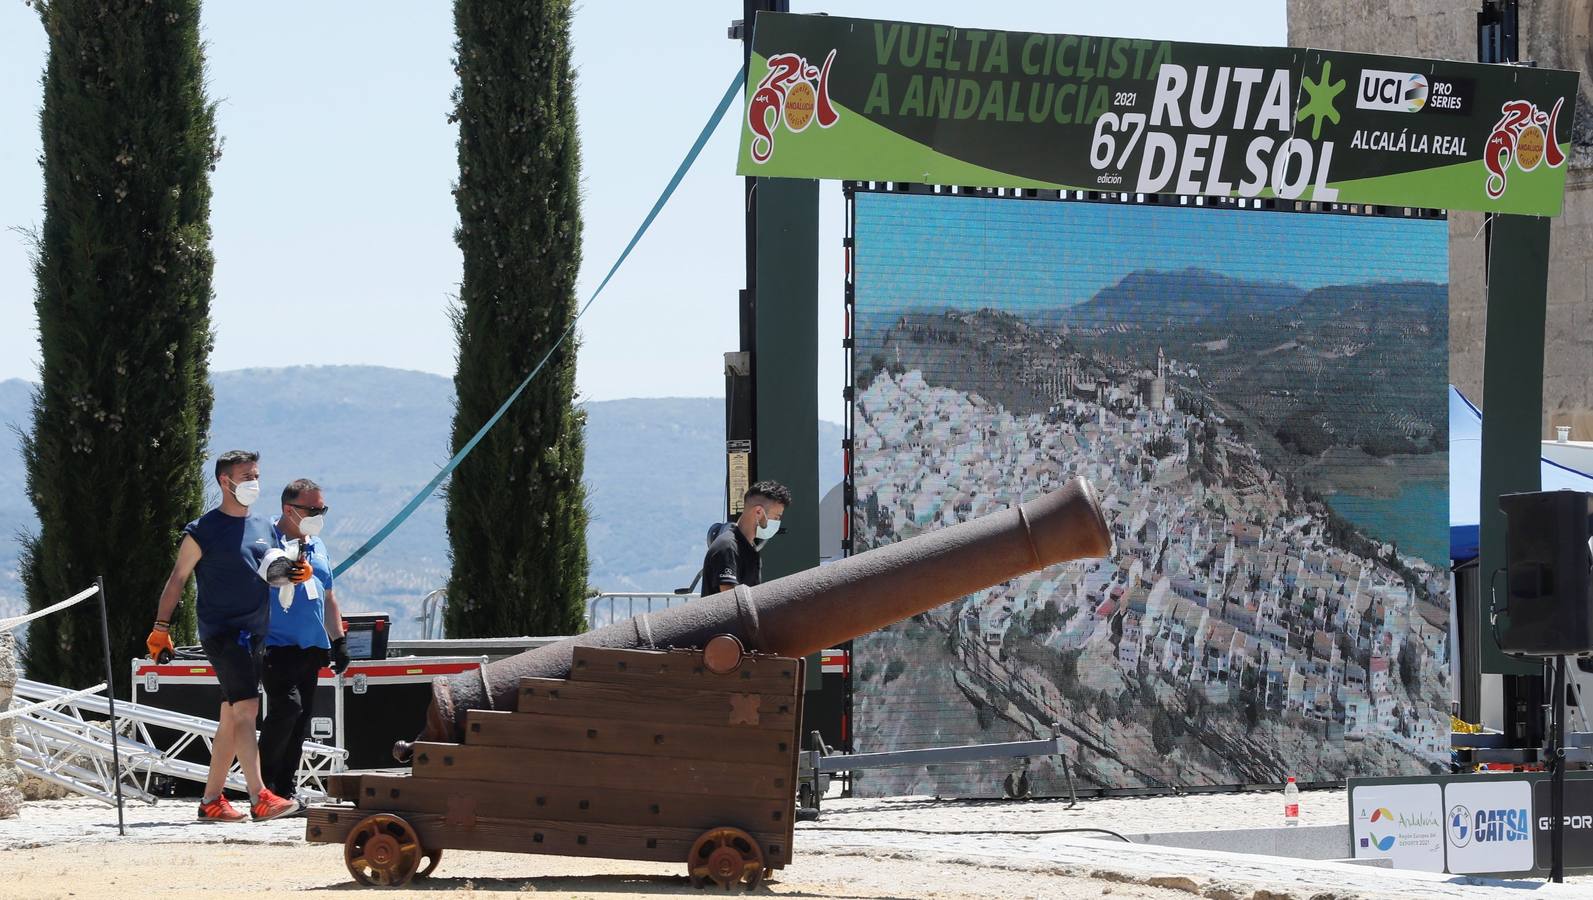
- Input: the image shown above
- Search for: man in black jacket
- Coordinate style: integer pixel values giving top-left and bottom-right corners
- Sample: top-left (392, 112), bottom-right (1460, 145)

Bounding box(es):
top-left (701, 480), bottom-right (791, 596)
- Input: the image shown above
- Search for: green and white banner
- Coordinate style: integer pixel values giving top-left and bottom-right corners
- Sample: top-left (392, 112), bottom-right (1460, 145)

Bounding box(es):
top-left (737, 13), bottom-right (1580, 215)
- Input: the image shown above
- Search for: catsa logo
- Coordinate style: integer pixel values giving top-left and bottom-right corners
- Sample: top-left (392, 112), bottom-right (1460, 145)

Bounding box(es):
top-left (1484, 97), bottom-right (1567, 199)
top-left (1357, 69), bottom-right (1428, 112)
top-left (747, 50), bottom-right (839, 164)
top-left (1452, 806), bottom-right (1530, 845)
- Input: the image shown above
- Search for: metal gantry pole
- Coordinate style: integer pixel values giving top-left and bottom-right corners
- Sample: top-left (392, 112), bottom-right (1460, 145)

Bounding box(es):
top-left (1551, 654), bottom-right (1567, 883)
top-left (94, 576), bottom-right (126, 836)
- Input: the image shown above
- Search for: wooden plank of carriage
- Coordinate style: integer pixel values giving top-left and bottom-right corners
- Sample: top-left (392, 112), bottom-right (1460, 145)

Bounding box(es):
top-left (781, 653), bottom-right (806, 858)
top-left (569, 645), bottom-right (799, 696)
top-left (341, 773), bottom-right (791, 840)
top-left (305, 807), bottom-right (794, 865)
top-left (462, 708), bottom-right (795, 764)
top-left (409, 742), bottom-right (791, 800)
top-left (517, 677), bottom-right (797, 732)
top-left (324, 773), bottom-right (364, 802)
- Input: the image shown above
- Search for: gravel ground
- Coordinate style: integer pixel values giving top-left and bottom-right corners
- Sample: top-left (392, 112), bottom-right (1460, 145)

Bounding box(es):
top-left (3, 791), bottom-right (1592, 899)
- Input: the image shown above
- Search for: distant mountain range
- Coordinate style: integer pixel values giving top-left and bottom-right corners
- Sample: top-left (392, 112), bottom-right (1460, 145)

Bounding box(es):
top-left (0, 367), bottom-right (843, 637)
top-left (1285, 281), bottom-right (1448, 329)
top-left (1059, 267), bottom-right (1306, 327)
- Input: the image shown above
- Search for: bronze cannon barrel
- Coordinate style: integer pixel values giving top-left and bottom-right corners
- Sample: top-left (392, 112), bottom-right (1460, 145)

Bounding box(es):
top-left (407, 476), bottom-right (1111, 749)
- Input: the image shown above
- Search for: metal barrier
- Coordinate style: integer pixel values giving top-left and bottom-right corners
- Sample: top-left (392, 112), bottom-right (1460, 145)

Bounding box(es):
top-left (585, 592), bottom-right (696, 630)
top-left (0, 578), bottom-right (129, 832)
top-left (414, 589), bottom-right (448, 640)
top-left (413, 589), bottom-right (693, 635)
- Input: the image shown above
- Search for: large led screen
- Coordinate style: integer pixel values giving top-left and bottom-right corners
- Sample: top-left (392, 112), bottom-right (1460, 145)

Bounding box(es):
top-left (849, 189), bottom-right (1450, 796)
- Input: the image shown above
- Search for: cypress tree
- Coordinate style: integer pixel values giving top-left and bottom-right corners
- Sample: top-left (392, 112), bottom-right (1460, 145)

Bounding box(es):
top-left (444, 0), bottom-right (589, 637)
top-left (21, 0), bottom-right (218, 692)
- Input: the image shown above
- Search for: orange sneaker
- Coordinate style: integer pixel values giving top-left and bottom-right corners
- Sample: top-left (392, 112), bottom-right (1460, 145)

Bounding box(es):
top-left (197, 794), bottom-right (246, 823)
top-left (250, 787), bottom-right (298, 822)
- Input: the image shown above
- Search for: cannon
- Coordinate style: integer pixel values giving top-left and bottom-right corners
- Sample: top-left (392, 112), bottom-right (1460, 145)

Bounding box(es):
top-left (306, 477), bottom-right (1111, 888)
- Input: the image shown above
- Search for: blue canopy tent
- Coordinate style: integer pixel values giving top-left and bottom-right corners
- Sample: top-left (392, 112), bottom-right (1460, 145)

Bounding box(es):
top-left (1450, 385), bottom-right (1593, 562)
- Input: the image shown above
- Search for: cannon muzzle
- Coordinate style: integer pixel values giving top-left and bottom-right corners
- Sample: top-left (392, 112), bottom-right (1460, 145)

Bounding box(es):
top-left (402, 476), bottom-right (1110, 752)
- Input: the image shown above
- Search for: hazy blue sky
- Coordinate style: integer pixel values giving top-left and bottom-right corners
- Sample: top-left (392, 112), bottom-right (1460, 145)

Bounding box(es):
top-left (853, 192), bottom-right (1450, 316)
top-left (0, 2), bottom-right (1286, 424)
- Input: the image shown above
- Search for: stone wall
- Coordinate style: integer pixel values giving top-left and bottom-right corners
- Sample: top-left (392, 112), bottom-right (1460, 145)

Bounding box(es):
top-left (1288, 0), bottom-right (1593, 438)
top-left (0, 633), bottom-right (21, 818)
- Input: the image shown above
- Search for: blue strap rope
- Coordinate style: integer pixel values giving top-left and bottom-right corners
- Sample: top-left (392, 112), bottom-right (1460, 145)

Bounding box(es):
top-left (334, 68), bottom-right (746, 577)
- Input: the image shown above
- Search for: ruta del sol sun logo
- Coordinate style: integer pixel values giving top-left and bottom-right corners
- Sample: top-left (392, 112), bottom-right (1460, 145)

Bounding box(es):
top-left (1483, 97), bottom-right (1566, 199)
top-left (747, 50), bottom-right (839, 164)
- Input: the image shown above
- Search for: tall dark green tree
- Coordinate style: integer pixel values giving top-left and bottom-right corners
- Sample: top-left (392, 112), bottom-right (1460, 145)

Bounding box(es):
top-left (21, 0), bottom-right (218, 692)
top-left (444, 0), bottom-right (588, 637)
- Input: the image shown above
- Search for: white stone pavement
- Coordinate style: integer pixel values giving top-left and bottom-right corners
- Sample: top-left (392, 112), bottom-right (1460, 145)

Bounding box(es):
top-left (0, 795), bottom-right (307, 848)
top-left (798, 791), bottom-right (1593, 899)
top-left (6, 790), bottom-right (1593, 898)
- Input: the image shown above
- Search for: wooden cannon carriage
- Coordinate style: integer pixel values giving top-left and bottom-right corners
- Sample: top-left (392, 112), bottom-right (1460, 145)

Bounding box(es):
top-left (305, 478), bottom-right (1112, 888)
top-left (307, 637), bottom-right (801, 888)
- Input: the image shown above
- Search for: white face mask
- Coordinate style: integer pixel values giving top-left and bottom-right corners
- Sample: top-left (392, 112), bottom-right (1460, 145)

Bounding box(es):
top-left (230, 477), bottom-right (261, 507)
top-left (756, 514), bottom-right (781, 542)
top-left (298, 514), bottom-right (325, 538)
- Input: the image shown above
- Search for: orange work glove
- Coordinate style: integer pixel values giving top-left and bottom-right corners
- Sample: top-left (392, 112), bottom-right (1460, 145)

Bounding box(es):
top-left (147, 627), bottom-right (175, 663)
top-left (288, 560), bottom-right (314, 584)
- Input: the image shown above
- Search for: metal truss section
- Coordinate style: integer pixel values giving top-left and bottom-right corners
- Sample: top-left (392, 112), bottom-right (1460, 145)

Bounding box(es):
top-left (9, 678), bottom-right (347, 806)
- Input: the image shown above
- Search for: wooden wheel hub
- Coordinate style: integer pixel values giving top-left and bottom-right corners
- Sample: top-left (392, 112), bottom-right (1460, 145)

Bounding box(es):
top-left (344, 813), bottom-right (423, 887)
top-left (708, 845), bottom-right (744, 881)
top-left (367, 833), bottom-right (400, 867)
top-left (688, 826), bottom-right (764, 890)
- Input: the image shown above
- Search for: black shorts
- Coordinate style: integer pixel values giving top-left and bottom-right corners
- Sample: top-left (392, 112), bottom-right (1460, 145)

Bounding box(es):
top-left (200, 631), bottom-right (265, 704)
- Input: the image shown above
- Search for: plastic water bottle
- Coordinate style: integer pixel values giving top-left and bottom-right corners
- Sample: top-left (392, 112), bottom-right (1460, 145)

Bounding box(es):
top-left (1283, 777), bottom-right (1300, 826)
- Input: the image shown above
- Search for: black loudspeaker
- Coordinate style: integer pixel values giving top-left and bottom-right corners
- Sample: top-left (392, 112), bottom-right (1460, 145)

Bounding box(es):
top-left (1497, 490), bottom-right (1593, 655)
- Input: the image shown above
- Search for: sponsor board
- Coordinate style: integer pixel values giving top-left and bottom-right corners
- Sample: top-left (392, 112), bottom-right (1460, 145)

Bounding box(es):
top-left (1533, 778), bottom-right (1593, 870)
top-left (1350, 783), bottom-right (1445, 872)
top-left (1444, 779), bottom-right (1535, 874)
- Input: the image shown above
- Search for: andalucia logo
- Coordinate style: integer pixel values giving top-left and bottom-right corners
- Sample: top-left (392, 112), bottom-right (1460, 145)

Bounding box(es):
top-left (1296, 60), bottom-right (1346, 140)
top-left (1367, 807), bottom-right (1398, 852)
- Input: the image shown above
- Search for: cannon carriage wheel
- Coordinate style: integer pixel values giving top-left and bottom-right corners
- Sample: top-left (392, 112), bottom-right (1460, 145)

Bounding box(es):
top-left (687, 826), bottom-right (765, 890)
top-left (416, 847), bottom-right (443, 879)
top-left (343, 813), bottom-right (426, 887)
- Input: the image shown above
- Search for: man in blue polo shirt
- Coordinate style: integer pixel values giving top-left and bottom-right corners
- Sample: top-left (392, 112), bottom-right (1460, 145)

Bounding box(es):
top-left (147, 450), bottom-right (305, 823)
top-left (258, 477), bottom-right (348, 805)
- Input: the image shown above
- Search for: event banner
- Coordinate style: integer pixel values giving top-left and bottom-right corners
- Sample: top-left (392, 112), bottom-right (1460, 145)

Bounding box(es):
top-left (737, 13), bottom-right (1580, 215)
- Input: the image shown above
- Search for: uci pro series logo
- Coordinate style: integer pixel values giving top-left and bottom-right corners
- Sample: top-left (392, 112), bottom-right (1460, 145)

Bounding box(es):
top-left (1356, 69), bottom-right (1428, 112)
top-left (1449, 804), bottom-right (1530, 848)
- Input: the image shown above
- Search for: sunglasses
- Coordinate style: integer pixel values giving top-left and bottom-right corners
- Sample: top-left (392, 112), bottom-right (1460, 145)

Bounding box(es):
top-left (289, 504), bottom-right (330, 516)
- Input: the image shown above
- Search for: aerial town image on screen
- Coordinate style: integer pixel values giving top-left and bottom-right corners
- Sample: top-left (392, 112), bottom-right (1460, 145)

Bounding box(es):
top-left (848, 190), bottom-right (1451, 797)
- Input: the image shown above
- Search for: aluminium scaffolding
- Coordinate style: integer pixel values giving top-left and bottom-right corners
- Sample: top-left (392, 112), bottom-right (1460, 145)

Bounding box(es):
top-left (8, 678), bottom-right (347, 806)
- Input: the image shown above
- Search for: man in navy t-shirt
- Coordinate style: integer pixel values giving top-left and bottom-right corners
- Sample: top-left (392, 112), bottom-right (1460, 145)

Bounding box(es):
top-left (259, 477), bottom-right (348, 804)
top-left (146, 450), bottom-right (306, 823)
